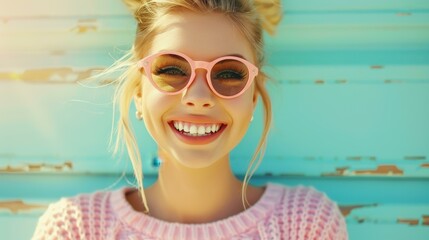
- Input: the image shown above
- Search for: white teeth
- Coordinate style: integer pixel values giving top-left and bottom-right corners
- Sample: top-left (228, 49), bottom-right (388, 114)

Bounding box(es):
top-left (189, 125), bottom-right (197, 134)
top-left (205, 126), bottom-right (211, 134)
top-left (172, 121), bottom-right (222, 136)
top-left (197, 126), bottom-right (205, 135)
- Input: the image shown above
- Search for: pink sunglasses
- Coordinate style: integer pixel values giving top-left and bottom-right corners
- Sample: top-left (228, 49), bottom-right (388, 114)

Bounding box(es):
top-left (137, 51), bottom-right (258, 99)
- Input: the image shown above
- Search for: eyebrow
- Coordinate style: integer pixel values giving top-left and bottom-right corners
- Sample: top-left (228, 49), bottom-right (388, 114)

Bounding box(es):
top-left (168, 54), bottom-right (187, 61)
top-left (226, 53), bottom-right (246, 59)
top-left (157, 50), bottom-right (248, 61)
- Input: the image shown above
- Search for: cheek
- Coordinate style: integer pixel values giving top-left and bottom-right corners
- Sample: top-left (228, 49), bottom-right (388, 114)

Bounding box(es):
top-left (224, 91), bottom-right (254, 126)
top-left (234, 86), bottom-right (255, 112)
top-left (140, 80), bottom-right (171, 138)
top-left (141, 77), bottom-right (171, 111)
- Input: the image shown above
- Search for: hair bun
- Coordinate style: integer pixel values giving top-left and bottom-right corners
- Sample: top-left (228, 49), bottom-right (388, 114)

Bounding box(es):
top-left (122, 0), bottom-right (282, 34)
top-left (254, 0), bottom-right (283, 35)
top-left (122, 0), bottom-right (144, 20)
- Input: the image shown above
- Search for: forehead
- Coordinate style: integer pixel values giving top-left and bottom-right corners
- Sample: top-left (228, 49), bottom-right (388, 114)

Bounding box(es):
top-left (148, 11), bottom-right (255, 62)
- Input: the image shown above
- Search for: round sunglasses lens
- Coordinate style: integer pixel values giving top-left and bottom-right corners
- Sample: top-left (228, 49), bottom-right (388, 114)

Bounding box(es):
top-left (211, 59), bottom-right (249, 97)
top-left (150, 54), bottom-right (191, 92)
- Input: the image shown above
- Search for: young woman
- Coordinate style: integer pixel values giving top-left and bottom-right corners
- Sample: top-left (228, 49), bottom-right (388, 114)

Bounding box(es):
top-left (33, 0), bottom-right (348, 239)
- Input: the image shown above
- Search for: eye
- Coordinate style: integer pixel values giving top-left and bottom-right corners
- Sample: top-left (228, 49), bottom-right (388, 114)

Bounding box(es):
top-left (214, 70), bottom-right (245, 80)
top-left (155, 66), bottom-right (187, 76)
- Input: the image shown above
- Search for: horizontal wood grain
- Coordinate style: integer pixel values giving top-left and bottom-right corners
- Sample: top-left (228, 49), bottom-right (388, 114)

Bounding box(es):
top-left (1, 0), bottom-right (428, 239)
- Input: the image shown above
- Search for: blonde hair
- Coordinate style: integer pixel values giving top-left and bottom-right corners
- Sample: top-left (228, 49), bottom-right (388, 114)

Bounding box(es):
top-left (98, 0), bottom-right (282, 213)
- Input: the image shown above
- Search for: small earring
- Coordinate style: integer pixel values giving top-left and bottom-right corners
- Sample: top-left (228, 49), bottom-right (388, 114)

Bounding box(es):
top-left (250, 115), bottom-right (254, 122)
top-left (136, 111), bottom-right (143, 120)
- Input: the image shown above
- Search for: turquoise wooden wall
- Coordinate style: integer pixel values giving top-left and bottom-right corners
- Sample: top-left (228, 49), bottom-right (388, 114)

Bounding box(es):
top-left (1, 0), bottom-right (429, 239)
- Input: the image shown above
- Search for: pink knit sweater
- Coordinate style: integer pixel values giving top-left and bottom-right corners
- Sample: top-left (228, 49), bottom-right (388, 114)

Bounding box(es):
top-left (32, 183), bottom-right (348, 240)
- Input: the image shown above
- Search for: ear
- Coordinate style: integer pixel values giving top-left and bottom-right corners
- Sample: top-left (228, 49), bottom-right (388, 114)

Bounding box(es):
top-left (252, 87), bottom-right (259, 112)
top-left (133, 88), bottom-right (143, 111)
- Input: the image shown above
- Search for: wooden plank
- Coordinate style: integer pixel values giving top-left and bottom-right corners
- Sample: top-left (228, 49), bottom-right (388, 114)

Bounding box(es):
top-left (231, 157), bottom-right (429, 178)
top-left (347, 224), bottom-right (429, 240)
top-left (267, 50), bottom-right (429, 66)
top-left (2, 174), bottom-right (429, 205)
top-left (282, 0), bottom-right (429, 12)
top-left (344, 204), bottom-right (429, 225)
top-left (268, 25), bottom-right (429, 51)
top-left (2, 15), bottom-right (428, 52)
top-left (1, 0), bottom-right (428, 17)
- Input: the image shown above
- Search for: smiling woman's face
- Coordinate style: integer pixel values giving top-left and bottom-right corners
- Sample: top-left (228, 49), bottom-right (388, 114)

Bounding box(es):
top-left (134, 11), bottom-right (257, 168)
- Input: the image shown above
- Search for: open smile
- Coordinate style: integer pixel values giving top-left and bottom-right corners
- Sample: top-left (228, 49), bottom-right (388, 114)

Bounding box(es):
top-left (168, 120), bottom-right (227, 145)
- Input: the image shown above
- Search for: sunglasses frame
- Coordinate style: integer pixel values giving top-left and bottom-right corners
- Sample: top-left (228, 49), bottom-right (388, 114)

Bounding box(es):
top-left (137, 51), bottom-right (259, 99)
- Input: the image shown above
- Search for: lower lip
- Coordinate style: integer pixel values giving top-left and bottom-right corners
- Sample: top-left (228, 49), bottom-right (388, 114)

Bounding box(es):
top-left (168, 123), bottom-right (226, 145)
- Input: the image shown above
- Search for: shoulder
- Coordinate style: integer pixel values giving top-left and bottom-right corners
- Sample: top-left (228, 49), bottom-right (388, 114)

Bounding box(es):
top-left (267, 182), bottom-right (348, 240)
top-left (267, 182), bottom-right (341, 212)
top-left (32, 188), bottom-right (122, 240)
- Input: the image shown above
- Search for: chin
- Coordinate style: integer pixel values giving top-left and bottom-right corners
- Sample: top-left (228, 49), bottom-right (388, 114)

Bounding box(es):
top-left (165, 150), bottom-right (226, 169)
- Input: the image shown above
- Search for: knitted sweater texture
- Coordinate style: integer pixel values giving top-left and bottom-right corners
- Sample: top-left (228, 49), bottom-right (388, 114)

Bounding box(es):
top-left (32, 183), bottom-right (348, 240)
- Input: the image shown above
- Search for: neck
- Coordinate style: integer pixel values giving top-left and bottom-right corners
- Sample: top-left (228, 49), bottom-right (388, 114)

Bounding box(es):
top-left (146, 153), bottom-right (245, 223)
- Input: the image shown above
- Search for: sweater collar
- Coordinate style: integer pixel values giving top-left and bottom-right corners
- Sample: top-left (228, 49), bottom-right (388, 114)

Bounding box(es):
top-left (110, 182), bottom-right (284, 240)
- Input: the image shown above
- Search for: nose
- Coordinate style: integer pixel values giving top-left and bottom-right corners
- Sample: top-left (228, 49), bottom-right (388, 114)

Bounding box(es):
top-left (181, 70), bottom-right (215, 109)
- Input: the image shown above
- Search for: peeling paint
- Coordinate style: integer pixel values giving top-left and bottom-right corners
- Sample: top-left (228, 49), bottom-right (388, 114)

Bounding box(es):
top-left (0, 72), bottom-right (18, 80)
top-left (71, 18), bottom-right (98, 34)
top-left (354, 165), bottom-right (404, 175)
top-left (384, 79), bottom-right (403, 84)
top-left (314, 79), bottom-right (325, 84)
top-left (322, 167), bottom-right (349, 176)
top-left (422, 215), bottom-right (429, 226)
top-left (397, 218), bottom-right (420, 226)
top-left (404, 156), bottom-right (426, 160)
top-left (322, 164), bottom-right (404, 176)
top-left (335, 79), bottom-right (347, 84)
top-left (421, 163), bottom-right (429, 168)
top-left (346, 156), bottom-right (377, 161)
top-left (338, 204), bottom-right (378, 217)
top-left (339, 206), bottom-right (429, 227)
top-left (0, 161), bottom-right (73, 173)
top-left (0, 67), bottom-right (104, 83)
top-left (0, 200), bottom-right (46, 214)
